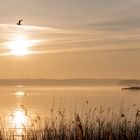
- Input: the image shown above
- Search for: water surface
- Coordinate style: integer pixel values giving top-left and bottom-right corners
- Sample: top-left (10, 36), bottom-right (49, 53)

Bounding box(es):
top-left (0, 85), bottom-right (139, 112)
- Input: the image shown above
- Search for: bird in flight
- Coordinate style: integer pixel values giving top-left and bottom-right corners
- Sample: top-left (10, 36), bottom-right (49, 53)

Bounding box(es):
top-left (17, 19), bottom-right (23, 25)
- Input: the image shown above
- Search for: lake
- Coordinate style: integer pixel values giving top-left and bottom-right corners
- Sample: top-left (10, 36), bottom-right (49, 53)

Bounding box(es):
top-left (0, 85), bottom-right (139, 128)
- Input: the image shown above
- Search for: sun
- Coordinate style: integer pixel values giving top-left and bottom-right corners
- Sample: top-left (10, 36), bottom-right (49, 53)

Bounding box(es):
top-left (7, 35), bottom-right (36, 56)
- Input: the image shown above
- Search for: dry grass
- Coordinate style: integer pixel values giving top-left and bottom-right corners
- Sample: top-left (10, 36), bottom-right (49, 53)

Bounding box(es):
top-left (0, 102), bottom-right (139, 140)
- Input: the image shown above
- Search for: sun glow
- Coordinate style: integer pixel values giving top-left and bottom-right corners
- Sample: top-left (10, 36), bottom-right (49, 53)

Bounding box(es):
top-left (8, 106), bottom-right (33, 135)
top-left (7, 35), bottom-right (37, 56)
top-left (10, 108), bottom-right (29, 129)
top-left (9, 108), bottom-right (29, 136)
top-left (13, 110), bottom-right (27, 127)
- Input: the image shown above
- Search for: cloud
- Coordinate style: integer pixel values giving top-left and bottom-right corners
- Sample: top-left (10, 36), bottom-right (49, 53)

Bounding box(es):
top-left (0, 24), bottom-right (69, 34)
top-left (0, 23), bottom-right (140, 56)
top-left (81, 17), bottom-right (140, 31)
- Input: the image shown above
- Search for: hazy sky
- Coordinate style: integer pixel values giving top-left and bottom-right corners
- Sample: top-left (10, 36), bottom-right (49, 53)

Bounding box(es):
top-left (0, 0), bottom-right (140, 79)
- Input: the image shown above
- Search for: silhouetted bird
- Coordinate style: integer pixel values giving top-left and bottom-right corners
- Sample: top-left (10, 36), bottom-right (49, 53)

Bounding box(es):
top-left (17, 19), bottom-right (23, 25)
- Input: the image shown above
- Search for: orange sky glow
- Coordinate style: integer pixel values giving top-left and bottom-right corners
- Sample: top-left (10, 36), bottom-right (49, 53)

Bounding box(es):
top-left (0, 0), bottom-right (140, 79)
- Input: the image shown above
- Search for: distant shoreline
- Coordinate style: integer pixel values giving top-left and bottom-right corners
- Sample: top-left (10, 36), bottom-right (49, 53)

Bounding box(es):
top-left (0, 79), bottom-right (139, 86)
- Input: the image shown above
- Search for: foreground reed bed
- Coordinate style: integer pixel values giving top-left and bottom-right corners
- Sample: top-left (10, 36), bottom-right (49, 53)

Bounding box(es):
top-left (0, 102), bottom-right (139, 140)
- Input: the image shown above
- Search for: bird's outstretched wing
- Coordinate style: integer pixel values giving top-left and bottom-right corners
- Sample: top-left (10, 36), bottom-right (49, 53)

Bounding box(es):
top-left (19, 19), bottom-right (23, 23)
top-left (17, 19), bottom-right (23, 25)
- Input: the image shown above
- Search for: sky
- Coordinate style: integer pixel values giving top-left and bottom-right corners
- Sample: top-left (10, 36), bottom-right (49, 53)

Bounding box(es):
top-left (0, 0), bottom-right (140, 79)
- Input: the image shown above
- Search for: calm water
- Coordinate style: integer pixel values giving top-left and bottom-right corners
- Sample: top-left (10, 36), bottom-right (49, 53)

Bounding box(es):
top-left (0, 85), bottom-right (139, 112)
top-left (0, 85), bottom-right (139, 127)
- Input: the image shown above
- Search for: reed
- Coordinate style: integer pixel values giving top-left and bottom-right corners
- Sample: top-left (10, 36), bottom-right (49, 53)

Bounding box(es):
top-left (0, 102), bottom-right (139, 140)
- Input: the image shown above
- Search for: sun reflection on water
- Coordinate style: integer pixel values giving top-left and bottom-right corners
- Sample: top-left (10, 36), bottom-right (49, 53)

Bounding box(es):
top-left (15, 91), bottom-right (26, 96)
top-left (10, 108), bottom-right (28, 128)
top-left (12, 109), bottom-right (27, 127)
top-left (8, 106), bottom-right (32, 139)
